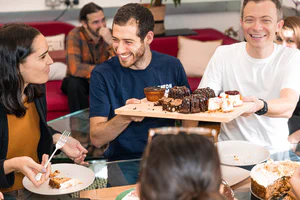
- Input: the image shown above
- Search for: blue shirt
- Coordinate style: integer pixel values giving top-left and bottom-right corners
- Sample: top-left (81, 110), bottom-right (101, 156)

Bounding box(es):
top-left (90, 51), bottom-right (190, 160)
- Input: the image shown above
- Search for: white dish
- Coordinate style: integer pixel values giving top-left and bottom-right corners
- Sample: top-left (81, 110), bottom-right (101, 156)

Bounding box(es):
top-left (221, 165), bottom-right (250, 186)
top-left (216, 140), bottom-right (270, 166)
top-left (23, 163), bottom-right (95, 195)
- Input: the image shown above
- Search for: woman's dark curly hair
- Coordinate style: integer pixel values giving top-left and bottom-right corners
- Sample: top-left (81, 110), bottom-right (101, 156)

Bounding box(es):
top-left (0, 23), bottom-right (43, 117)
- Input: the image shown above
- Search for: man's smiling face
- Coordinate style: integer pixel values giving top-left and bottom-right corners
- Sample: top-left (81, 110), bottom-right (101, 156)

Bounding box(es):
top-left (241, 0), bottom-right (283, 51)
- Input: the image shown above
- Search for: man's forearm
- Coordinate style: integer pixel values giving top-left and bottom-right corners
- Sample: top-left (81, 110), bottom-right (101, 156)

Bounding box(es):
top-left (265, 97), bottom-right (297, 118)
top-left (90, 115), bottom-right (132, 148)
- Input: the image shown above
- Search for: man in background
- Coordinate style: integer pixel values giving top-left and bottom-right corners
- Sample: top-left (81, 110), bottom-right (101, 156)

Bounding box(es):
top-left (61, 2), bottom-right (114, 112)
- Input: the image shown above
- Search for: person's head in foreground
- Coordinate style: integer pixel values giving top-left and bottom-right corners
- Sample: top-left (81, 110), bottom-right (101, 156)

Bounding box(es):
top-left (0, 23), bottom-right (53, 117)
top-left (139, 133), bottom-right (227, 200)
top-left (240, 0), bottom-right (284, 57)
top-left (112, 3), bottom-right (154, 69)
top-left (276, 16), bottom-right (300, 49)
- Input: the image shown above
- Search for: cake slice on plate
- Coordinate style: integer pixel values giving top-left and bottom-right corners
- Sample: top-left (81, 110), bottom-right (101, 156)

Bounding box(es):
top-left (48, 169), bottom-right (82, 189)
top-left (49, 177), bottom-right (82, 189)
top-left (251, 159), bottom-right (300, 199)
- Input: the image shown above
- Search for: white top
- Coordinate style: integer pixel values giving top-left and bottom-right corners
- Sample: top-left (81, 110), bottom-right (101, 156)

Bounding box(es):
top-left (200, 42), bottom-right (300, 146)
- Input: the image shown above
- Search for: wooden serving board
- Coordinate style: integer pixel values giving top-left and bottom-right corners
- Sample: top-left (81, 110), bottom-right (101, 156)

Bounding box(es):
top-left (115, 98), bottom-right (254, 123)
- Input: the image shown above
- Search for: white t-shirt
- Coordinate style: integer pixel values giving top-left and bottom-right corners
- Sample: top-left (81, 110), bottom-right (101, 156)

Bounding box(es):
top-left (199, 42), bottom-right (300, 146)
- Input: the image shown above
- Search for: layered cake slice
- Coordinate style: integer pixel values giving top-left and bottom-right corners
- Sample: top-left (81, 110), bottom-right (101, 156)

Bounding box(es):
top-left (225, 90), bottom-right (243, 107)
top-left (221, 99), bottom-right (234, 113)
top-left (208, 97), bottom-right (222, 112)
top-left (48, 169), bottom-right (82, 189)
top-left (251, 159), bottom-right (300, 199)
top-left (49, 177), bottom-right (82, 189)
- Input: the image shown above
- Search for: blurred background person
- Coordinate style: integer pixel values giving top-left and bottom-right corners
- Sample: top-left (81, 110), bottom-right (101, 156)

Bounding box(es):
top-left (61, 2), bottom-right (114, 112)
top-left (276, 16), bottom-right (300, 143)
top-left (290, 167), bottom-right (300, 199)
top-left (276, 16), bottom-right (300, 49)
top-left (0, 23), bottom-right (87, 198)
top-left (139, 132), bottom-right (230, 200)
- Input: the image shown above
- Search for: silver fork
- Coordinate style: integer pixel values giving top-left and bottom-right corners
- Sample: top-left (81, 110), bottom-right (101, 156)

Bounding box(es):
top-left (35, 130), bottom-right (71, 181)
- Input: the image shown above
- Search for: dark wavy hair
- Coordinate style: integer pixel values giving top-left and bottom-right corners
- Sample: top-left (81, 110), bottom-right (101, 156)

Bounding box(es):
top-left (113, 3), bottom-right (154, 41)
top-left (0, 23), bottom-right (43, 117)
top-left (139, 134), bottom-right (225, 200)
top-left (79, 2), bottom-right (103, 22)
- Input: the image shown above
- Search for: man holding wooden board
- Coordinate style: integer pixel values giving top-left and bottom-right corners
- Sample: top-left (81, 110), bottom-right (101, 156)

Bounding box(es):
top-left (89, 3), bottom-right (189, 165)
top-left (198, 0), bottom-right (300, 146)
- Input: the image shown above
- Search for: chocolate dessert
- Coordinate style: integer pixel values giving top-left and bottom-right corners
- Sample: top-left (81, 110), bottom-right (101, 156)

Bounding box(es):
top-left (193, 87), bottom-right (215, 99)
top-left (168, 86), bottom-right (190, 99)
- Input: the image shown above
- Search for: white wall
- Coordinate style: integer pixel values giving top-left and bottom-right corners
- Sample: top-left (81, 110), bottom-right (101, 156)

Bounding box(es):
top-left (0, 0), bottom-right (240, 12)
top-left (3, 0), bottom-right (294, 40)
top-left (66, 12), bottom-right (241, 34)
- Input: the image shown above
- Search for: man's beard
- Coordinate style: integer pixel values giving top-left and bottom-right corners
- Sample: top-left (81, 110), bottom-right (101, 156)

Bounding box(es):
top-left (87, 24), bottom-right (100, 38)
top-left (119, 44), bottom-right (146, 68)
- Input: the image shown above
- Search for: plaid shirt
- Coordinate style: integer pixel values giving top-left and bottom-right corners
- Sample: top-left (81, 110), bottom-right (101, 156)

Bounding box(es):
top-left (66, 27), bottom-right (114, 79)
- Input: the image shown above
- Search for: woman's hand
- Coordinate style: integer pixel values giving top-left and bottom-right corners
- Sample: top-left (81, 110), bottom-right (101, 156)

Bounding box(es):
top-left (3, 155), bottom-right (50, 187)
top-left (39, 154), bottom-right (51, 182)
top-left (0, 191), bottom-right (3, 200)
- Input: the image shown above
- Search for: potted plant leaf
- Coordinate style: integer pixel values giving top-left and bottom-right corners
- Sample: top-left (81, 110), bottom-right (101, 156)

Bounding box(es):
top-left (142, 0), bottom-right (181, 35)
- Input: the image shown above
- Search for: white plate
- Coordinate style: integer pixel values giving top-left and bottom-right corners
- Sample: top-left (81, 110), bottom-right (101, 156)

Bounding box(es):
top-left (221, 165), bottom-right (250, 186)
top-left (23, 163), bottom-right (95, 195)
top-left (216, 140), bottom-right (270, 166)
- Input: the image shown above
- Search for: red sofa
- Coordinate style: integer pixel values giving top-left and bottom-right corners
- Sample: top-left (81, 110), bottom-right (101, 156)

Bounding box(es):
top-left (1, 21), bottom-right (238, 121)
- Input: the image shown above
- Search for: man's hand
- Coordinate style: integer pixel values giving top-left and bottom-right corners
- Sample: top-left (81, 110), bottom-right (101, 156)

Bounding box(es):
top-left (99, 27), bottom-right (112, 45)
top-left (288, 130), bottom-right (300, 144)
top-left (90, 98), bottom-right (145, 148)
top-left (290, 167), bottom-right (300, 199)
top-left (241, 96), bottom-right (264, 117)
top-left (125, 98), bottom-right (145, 122)
top-left (61, 136), bottom-right (89, 165)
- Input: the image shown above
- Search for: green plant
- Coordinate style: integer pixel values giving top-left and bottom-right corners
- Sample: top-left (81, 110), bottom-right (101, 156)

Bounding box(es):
top-left (149, 0), bottom-right (181, 7)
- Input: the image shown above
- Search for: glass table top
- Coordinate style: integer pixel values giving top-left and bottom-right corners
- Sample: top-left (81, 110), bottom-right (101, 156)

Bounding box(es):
top-left (47, 109), bottom-right (105, 161)
top-left (86, 144), bottom-right (299, 200)
top-left (5, 143), bottom-right (295, 200)
top-left (45, 109), bottom-right (300, 199)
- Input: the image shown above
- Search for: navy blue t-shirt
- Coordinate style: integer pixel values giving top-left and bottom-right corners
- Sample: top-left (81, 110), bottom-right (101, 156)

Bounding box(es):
top-left (90, 51), bottom-right (190, 160)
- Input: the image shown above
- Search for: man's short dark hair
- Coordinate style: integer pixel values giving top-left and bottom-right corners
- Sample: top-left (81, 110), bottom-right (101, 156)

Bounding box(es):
top-left (79, 2), bottom-right (103, 22)
top-left (113, 3), bottom-right (154, 41)
top-left (241, 0), bottom-right (283, 21)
